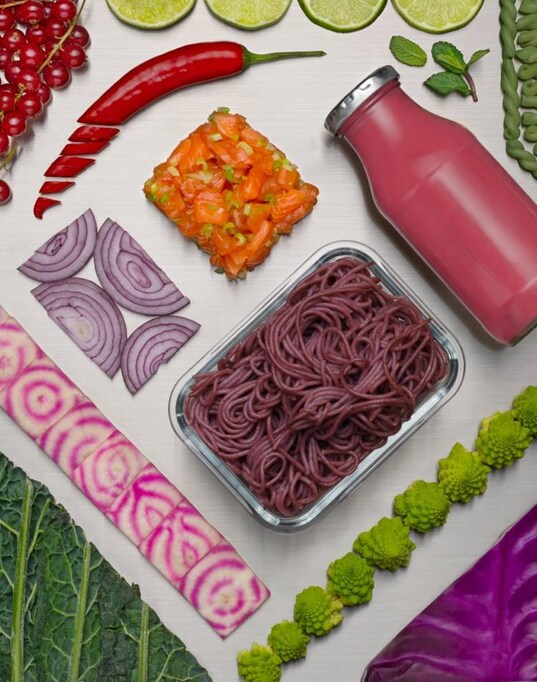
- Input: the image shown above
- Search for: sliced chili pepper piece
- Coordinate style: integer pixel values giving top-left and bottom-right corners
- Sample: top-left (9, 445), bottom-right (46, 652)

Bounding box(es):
top-left (34, 196), bottom-right (61, 219)
top-left (39, 180), bottom-right (75, 194)
top-left (78, 42), bottom-right (325, 126)
top-left (45, 156), bottom-right (95, 178)
top-left (61, 141), bottom-right (109, 155)
top-left (68, 125), bottom-right (120, 142)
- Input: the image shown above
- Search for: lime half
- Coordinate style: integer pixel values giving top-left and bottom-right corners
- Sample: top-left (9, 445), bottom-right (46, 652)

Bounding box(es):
top-left (204, 0), bottom-right (291, 30)
top-left (105, 0), bottom-right (196, 29)
top-left (298, 0), bottom-right (387, 32)
top-left (391, 0), bottom-right (484, 33)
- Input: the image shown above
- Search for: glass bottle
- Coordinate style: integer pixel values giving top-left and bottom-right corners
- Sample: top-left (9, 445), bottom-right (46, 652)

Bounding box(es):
top-left (325, 66), bottom-right (537, 345)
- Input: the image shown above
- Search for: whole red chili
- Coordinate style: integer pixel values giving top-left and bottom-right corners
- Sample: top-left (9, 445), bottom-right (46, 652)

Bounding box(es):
top-left (34, 41), bottom-right (325, 218)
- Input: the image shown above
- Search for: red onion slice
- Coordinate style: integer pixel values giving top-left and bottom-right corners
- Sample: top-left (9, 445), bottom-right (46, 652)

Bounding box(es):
top-left (121, 316), bottom-right (200, 394)
top-left (94, 218), bottom-right (189, 315)
top-left (32, 277), bottom-right (127, 378)
top-left (19, 209), bottom-right (97, 282)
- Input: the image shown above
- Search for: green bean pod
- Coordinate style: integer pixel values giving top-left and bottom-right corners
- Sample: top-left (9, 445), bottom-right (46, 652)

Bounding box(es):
top-left (517, 14), bottom-right (537, 30)
top-left (522, 94), bottom-right (537, 106)
top-left (506, 139), bottom-right (537, 177)
top-left (523, 125), bottom-right (537, 141)
top-left (520, 0), bottom-right (537, 13)
top-left (518, 63), bottom-right (537, 78)
top-left (518, 29), bottom-right (537, 45)
top-left (523, 111), bottom-right (537, 125)
top-left (516, 46), bottom-right (537, 62)
top-left (522, 79), bottom-right (537, 94)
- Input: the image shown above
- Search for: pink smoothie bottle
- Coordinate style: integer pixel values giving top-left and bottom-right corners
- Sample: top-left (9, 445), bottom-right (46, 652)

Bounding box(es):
top-left (325, 66), bottom-right (537, 346)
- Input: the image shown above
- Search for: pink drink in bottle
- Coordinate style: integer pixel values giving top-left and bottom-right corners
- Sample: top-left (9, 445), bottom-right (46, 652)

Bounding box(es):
top-left (325, 66), bottom-right (537, 345)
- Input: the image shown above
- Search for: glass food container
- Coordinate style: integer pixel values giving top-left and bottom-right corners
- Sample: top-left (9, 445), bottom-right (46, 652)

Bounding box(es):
top-left (169, 241), bottom-right (465, 532)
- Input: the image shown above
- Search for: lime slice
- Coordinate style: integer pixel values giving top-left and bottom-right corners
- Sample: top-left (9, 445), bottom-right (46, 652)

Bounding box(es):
top-left (105, 0), bottom-right (196, 29)
top-left (204, 0), bottom-right (291, 30)
top-left (391, 0), bottom-right (484, 33)
top-left (298, 0), bottom-right (387, 32)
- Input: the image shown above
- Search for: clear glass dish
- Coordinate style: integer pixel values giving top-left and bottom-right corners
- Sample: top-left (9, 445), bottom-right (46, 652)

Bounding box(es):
top-left (169, 241), bottom-right (465, 532)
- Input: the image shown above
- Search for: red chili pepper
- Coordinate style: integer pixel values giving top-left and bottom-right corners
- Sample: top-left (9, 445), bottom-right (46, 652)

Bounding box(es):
top-left (79, 42), bottom-right (325, 126)
top-left (61, 141), bottom-right (109, 155)
top-left (34, 197), bottom-right (61, 219)
top-left (69, 125), bottom-right (120, 142)
top-left (45, 156), bottom-right (95, 178)
top-left (34, 41), bottom-right (325, 218)
top-left (39, 180), bottom-right (75, 194)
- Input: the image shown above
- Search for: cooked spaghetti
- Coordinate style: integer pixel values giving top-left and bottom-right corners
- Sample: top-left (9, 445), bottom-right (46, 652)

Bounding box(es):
top-left (185, 258), bottom-right (448, 517)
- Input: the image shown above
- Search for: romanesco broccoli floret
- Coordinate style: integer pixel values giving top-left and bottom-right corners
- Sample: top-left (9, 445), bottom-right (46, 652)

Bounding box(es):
top-left (267, 621), bottom-right (309, 662)
top-left (512, 386), bottom-right (537, 436)
top-left (437, 443), bottom-right (490, 503)
top-left (394, 480), bottom-right (451, 533)
top-left (293, 586), bottom-right (343, 637)
top-left (326, 552), bottom-right (374, 606)
top-left (476, 411), bottom-right (532, 468)
top-left (353, 516), bottom-right (416, 571)
top-left (237, 643), bottom-right (281, 682)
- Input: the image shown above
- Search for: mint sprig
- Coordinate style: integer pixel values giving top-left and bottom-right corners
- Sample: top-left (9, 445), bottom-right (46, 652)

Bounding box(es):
top-left (389, 36), bottom-right (489, 102)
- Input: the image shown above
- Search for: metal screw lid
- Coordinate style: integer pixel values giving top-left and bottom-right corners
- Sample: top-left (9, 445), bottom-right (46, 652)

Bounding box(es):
top-left (324, 65), bottom-right (400, 137)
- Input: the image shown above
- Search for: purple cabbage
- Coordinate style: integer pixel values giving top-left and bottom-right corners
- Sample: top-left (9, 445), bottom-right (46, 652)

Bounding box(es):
top-left (363, 504), bottom-right (537, 682)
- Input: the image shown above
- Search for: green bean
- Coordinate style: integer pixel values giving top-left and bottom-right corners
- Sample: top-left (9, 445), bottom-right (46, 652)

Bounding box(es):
top-left (523, 112), bottom-right (537, 125)
top-left (520, 0), bottom-right (537, 13)
top-left (523, 125), bottom-right (537, 141)
top-left (516, 46), bottom-right (537, 62)
top-left (522, 79), bottom-right (537, 94)
top-left (518, 63), bottom-right (537, 78)
top-left (518, 29), bottom-right (537, 45)
top-left (522, 94), bottom-right (537, 106)
top-left (517, 14), bottom-right (537, 30)
top-left (506, 140), bottom-right (537, 177)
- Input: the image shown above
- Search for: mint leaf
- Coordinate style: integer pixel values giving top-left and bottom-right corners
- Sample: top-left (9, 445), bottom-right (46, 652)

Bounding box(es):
top-left (389, 36), bottom-right (428, 67)
top-left (466, 48), bottom-right (490, 68)
top-left (431, 41), bottom-right (467, 74)
top-left (424, 72), bottom-right (472, 97)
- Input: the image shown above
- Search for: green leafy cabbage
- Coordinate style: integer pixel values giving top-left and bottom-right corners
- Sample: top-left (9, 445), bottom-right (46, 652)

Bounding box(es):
top-left (0, 451), bottom-right (212, 682)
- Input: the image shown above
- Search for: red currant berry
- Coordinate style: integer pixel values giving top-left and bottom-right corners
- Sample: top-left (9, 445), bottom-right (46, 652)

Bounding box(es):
top-left (51, 0), bottom-right (76, 22)
top-left (19, 42), bottom-right (46, 69)
top-left (0, 179), bottom-right (12, 205)
top-left (43, 61), bottom-right (70, 89)
top-left (16, 91), bottom-right (43, 118)
top-left (60, 42), bottom-right (85, 69)
top-left (0, 8), bottom-right (15, 32)
top-left (36, 80), bottom-right (52, 105)
top-left (0, 85), bottom-right (16, 112)
top-left (14, 67), bottom-right (41, 93)
top-left (2, 29), bottom-right (27, 54)
top-left (69, 24), bottom-right (90, 48)
top-left (0, 132), bottom-right (9, 155)
top-left (5, 62), bottom-right (24, 85)
top-left (2, 110), bottom-right (27, 137)
top-left (15, 1), bottom-right (45, 25)
top-left (25, 24), bottom-right (47, 45)
top-left (45, 18), bottom-right (67, 39)
top-left (0, 48), bottom-right (12, 70)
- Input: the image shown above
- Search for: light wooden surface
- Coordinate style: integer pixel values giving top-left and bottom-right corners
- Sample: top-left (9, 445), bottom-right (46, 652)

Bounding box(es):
top-left (1, 1), bottom-right (537, 679)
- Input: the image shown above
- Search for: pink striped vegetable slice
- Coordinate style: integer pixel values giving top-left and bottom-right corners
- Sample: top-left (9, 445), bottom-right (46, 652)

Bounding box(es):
top-left (106, 463), bottom-right (183, 545)
top-left (179, 540), bottom-right (270, 638)
top-left (0, 356), bottom-right (83, 439)
top-left (72, 430), bottom-right (148, 510)
top-left (38, 400), bottom-right (115, 477)
top-left (139, 500), bottom-right (221, 586)
top-left (0, 318), bottom-right (43, 391)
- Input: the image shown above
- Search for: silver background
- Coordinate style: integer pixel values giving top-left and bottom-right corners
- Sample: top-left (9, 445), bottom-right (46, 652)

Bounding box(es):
top-left (1, 0), bottom-right (537, 679)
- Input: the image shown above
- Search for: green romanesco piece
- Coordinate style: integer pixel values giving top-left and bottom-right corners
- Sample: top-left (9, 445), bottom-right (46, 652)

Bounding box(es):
top-left (267, 621), bottom-right (310, 663)
top-left (437, 443), bottom-right (490, 503)
top-left (512, 386), bottom-right (537, 436)
top-left (476, 411), bottom-right (532, 468)
top-left (353, 517), bottom-right (416, 571)
top-left (237, 643), bottom-right (281, 682)
top-left (326, 552), bottom-right (374, 606)
top-left (293, 586), bottom-right (343, 637)
top-left (394, 480), bottom-right (451, 533)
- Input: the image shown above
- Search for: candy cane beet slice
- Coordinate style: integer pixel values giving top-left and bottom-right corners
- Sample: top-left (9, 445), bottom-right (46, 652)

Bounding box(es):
top-left (105, 463), bottom-right (183, 545)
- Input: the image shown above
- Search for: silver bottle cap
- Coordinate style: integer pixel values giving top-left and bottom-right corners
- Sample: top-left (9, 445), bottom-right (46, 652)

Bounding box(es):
top-left (324, 65), bottom-right (400, 137)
